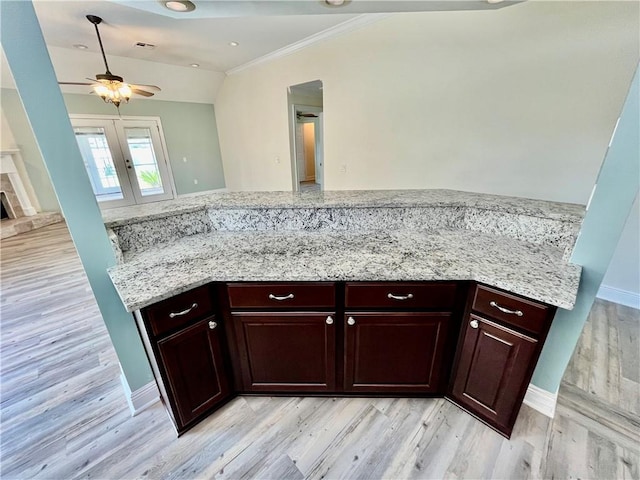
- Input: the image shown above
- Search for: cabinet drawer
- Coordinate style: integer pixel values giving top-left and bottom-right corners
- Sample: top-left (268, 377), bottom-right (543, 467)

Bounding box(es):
top-left (145, 285), bottom-right (214, 337)
top-left (471, 285), bottom-right (550, 335)
top-left (345, 282), bottom-right (457, 310)
top-left (227, 282), bottom-right (335, 309)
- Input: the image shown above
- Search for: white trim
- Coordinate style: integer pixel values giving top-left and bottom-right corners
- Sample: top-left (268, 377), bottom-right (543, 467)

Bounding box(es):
top-left (226, 13), bottom-right (392, 75)
top-left (523, 384), bottom-right (557, 418)
top-left (597, 285), bottom-right (640, 310)
top-left (120, 373), bottom-right (160, 416)
top-left (177, 187), bottom-right (229, 197)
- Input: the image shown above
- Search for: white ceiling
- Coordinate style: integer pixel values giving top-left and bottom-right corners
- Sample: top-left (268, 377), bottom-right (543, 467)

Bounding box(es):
top-left (33, 0), bottom-right (515, 74)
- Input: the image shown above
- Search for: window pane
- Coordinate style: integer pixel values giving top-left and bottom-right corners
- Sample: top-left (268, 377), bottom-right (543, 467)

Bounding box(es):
top-left (73, 127), bottom-right (123, 201)
top-left (125, 127), bottom-right (165, 196)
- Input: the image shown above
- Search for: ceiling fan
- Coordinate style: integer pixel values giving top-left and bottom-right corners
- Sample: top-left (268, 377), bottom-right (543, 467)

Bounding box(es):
top-left (58, 15), bottom-right (161, 108)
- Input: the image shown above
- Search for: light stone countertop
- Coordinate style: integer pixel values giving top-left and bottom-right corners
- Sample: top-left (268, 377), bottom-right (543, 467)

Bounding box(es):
top-left (103, 189), bottom-right (584, 228)
top-left (108, 228), bottom-right (582, 312)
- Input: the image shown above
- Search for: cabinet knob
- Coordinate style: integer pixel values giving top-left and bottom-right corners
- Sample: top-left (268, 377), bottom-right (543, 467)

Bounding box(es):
top-left (208, 321), bottom-right (218, 330)
top-left (347, 316), bottom-right (356, 326)
top-left (470, 319), bottom-right (479, 329)
top-left (326, 316), bottom-right (334, 325)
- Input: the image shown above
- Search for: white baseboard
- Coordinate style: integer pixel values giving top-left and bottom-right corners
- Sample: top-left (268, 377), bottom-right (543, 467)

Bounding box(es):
top-left (597, 285), bottom-right (640, 310)
top-left (120, 374), bottom-right (160, 416)
top-left (523, 384), bottom-right (558, 418)
top-left (177, 187), bottom-right (228, 198)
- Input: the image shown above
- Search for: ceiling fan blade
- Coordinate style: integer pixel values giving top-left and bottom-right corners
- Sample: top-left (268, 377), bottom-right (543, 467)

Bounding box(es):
top-left (59, 82), bottom-right (94, 86)
top-left (130, 84), bottom-right (161, 92)
top-left (132, 88), bottom-right (154, 97)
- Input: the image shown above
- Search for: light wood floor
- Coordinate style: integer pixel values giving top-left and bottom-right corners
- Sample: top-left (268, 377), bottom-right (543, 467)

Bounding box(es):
top-left (1, 222), bottom-right (638, 479)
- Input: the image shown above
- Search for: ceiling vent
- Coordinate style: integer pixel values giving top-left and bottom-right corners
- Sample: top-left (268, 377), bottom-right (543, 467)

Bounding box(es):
top-left (135, 42), bottom-right (156, 49)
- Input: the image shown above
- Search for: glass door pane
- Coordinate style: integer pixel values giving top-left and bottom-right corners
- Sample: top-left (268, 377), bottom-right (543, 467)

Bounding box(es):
top-left (74, 127), bottom-right (123, 201)
top-left (118, 119), bottom-right (174, 204)
top-left (124, 127), bottom-right (165, 197)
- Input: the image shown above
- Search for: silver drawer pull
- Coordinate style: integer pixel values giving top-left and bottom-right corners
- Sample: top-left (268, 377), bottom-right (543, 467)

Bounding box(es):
top-left (326, 316), bottom-right (334, 325)
top-left (208, 321), bottom-right (218, 330)
top-left (347, 316), bottom-right (356, 326)
top-left (490, 301), bottom-right (524, 317)
top-left (470, 319), bottom-right (479, 329)
top-left (168, 303), bottom-right (198, 318)
top-left (269, 293), bottom-right (295, 301)
top-left (387, 293), bottom-right (414, 301)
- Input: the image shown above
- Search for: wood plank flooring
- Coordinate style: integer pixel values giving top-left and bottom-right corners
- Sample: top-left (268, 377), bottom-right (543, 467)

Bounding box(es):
top-left (1, 222), bottom-right (638, 479)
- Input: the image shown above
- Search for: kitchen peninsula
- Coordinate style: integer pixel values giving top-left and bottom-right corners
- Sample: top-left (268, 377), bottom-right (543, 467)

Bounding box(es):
top-left (104, 189), bottom-right (584, 437)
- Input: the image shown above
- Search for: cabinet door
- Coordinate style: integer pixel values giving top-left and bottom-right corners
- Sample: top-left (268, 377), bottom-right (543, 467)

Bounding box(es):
top-left (157, 316), bottom-right (231, 429)
top-left (233, 312), bottom-right (336, 392)
top-left (449, 314), bottom-right (538, 436)
top-left (344, 312), bottom-right (452, 393)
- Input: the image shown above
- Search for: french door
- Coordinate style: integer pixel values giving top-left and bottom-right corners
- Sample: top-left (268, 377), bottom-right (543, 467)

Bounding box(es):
top-left (71, 116), bottom-right (175, 208)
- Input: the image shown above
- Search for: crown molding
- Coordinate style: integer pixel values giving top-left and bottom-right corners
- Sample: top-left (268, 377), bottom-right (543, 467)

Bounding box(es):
top-left (226, 13), bottom-right (393, 75)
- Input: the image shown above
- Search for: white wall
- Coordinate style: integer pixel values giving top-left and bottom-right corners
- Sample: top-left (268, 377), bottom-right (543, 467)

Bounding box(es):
top-left (215, 1), bottom-right (639, 204)
top-left (599, 196), bottom-right (640, 307)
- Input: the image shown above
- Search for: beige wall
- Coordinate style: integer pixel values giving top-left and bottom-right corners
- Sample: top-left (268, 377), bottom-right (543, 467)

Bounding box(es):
top-left (215, 1), bottom-right (639, 204)
top-left (1, 108), bottom-right (17, 149)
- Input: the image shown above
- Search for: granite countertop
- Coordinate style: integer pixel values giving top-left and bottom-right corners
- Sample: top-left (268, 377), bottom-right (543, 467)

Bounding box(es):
top-left (103, 189), bottom-right (584, 228)
top-left (108, 228), bottom-right (582, 312)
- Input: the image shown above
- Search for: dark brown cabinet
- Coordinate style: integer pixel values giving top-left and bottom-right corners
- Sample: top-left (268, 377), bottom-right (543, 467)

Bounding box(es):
top-left (157, 317), bottom-right (231, 427)
top-left (232, 312), bottom-right (336, 392)
top-left (137, 285), bottom-right (232, 434)
top-left (226, 282), bottom-right (337, 393)
top-left (344, 312), bottom-right (452, 393)
top-left (136, 280), bottom-right (555, 438)
top-left (448, 284), bottom-right (555, 437)
top-left (343, 282), bottom-right (460, 394)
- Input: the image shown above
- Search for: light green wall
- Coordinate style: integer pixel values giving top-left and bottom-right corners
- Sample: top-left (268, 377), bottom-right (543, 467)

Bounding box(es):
top-left (1, 1), bottom-right (153, 392)
top-left (1, 88), bottom-right (60, 211)
top-left (62, 93), bottom-right (225, 194)
top-left (531, 68), bottom-right (639, 393)
top-left (1, 88), bottom-right (225, 212)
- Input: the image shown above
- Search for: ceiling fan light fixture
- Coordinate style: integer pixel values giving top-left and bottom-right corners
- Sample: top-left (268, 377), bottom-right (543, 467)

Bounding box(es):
top-left (93, 80), bottom-right (132, 108)
top-left (164, 1), bottom-right (196, 12)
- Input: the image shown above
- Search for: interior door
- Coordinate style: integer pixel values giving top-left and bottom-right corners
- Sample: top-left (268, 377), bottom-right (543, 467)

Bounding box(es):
top-left (71, 117), bottom-right (175, 208)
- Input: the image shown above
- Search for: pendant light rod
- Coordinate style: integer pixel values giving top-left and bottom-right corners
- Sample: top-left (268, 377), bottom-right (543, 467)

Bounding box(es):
top-left (86, 15), bottom-right (112, 75)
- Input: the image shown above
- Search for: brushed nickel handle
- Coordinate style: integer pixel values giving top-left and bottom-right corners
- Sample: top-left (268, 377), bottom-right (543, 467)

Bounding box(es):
top-left (326, 316), bottom-right (334, 325)
top-left (387, 293), bottom-right (414, 301)
top-left (208, 321), bottom-right (218, 330)
top-left (269, 293), bottom-right (295, 301)
top-left (470, 319), bottom-right (479, 329)
top-left (347, 316), bottom-right (356, 326)
top-left (490, 301), bottom-right (524, 317)
top-left (168, 303), bottom-right (198, 318)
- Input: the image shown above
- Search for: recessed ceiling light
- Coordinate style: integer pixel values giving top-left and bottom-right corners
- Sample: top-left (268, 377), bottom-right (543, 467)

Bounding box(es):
top-left (486, 0), bottom-right (505, 3)
top-left (164, 1), bottom-right (196, 12)
top-left (324, 0), bottom-right (346, 6)
top-left (190, 63), bottom-right (200, 68)
top-left (73, 44), bottom-right (88, 50)
top-left (229, 41), bottom-right (239, 47)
